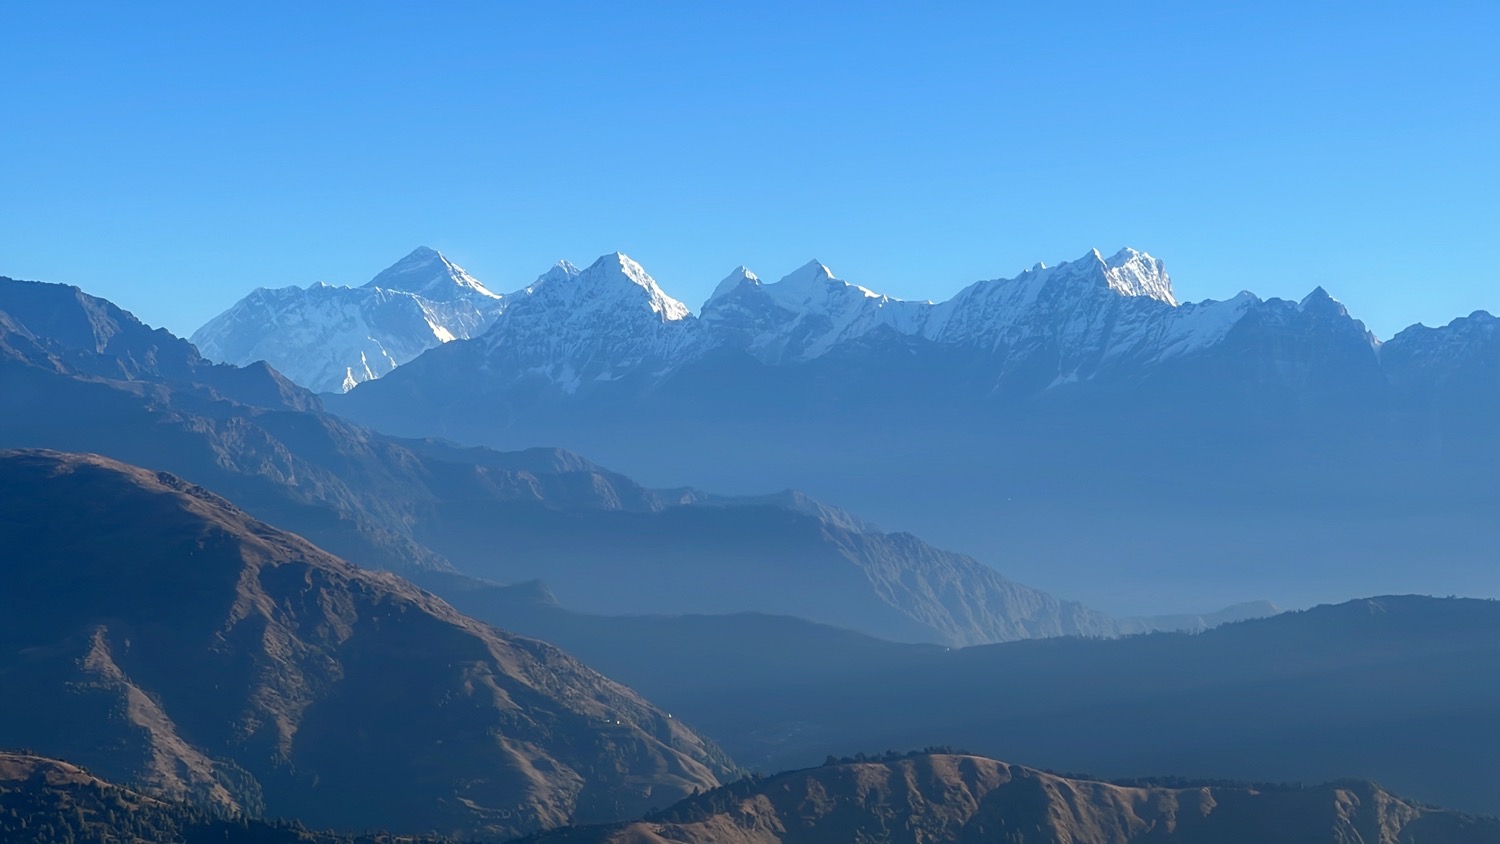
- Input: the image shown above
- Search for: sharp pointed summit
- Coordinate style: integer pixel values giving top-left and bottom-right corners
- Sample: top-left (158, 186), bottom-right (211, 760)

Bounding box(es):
top-left (707, 266), bottom-right (761, 304)
top-left (765, 260), bottom-right (891, 306)
top-left (777, 259), bottom-right (837, 286)
top-left (1299, 285), bottom-right (1338, 310)
top-left (364, 246), bottom-right (499, 301)
top-left (542, 252), bottom-right (691, 321)
top-left (1091, 246), bottom-right (1177, 305)
top-left (533, 260), bottom-right (583, 287)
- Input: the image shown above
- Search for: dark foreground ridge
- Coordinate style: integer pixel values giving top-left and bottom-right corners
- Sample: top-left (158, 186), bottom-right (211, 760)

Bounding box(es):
top-left (0, 751), bottom-right (453, 843)
top-left (516, 751), bottom-right (1500, 844)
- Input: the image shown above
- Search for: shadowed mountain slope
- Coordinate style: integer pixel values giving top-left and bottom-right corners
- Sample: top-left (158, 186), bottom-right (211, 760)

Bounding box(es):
top-left (0, 450), bottom-right (731, 841)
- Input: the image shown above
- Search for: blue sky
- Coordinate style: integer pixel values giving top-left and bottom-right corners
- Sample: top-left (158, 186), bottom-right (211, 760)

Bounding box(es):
top-left (2, 1), bottom-right (1496, 339)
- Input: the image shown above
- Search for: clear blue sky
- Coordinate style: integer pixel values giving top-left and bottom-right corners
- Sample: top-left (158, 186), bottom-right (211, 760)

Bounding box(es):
top-left (2, 1), bottom-right (1496, 340)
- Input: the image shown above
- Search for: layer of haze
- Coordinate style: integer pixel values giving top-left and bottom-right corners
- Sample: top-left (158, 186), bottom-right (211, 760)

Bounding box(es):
top-left (2, 1), bottom-right (1496, 339)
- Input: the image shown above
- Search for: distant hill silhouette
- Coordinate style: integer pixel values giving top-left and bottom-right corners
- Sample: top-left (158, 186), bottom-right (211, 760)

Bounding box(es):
top-left (440, 585), bottom-right (1500, 817)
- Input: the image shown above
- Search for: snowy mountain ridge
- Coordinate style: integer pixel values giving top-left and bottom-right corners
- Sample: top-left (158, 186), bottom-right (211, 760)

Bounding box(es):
top-left (191, 247), bottom-right (506, 393)
top-left (701, 259), bottom-right (930, 363)
top-left (427, 253), bottom-right (703, 394)
top-left (438, 244), bottom-right (1376, 393)
top-left (199, 243), bottom-right (1449, 400)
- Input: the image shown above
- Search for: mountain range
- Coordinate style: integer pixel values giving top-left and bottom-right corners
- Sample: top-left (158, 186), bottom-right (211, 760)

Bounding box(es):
top-left (0, 274), bottom-right (1256, 646)
top-left (6, 258), bottom-right (1498, 842)
top-left (265, 246), bottom-right (1500, 613)
top-left (291, 244), bottom-right (1497, 411)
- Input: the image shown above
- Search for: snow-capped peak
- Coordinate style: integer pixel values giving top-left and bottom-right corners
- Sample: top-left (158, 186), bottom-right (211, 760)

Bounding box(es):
top-left (192, 246), bottom-right (506, 393)
top-left (771, 260), bottom-right (856, 296)
top-left (778, 259), bottom-right (837, 286)
top-left (1090, 247), bottom-right (1177, 306)
top-left (709, 266), bottom-right (761, 302)
top-left (524, 252), bottom-right (692, 322)
top-left (364, 247), bottom-right (500, 301)
top-left (534, 260), bottom-right (582, 286)
top-left (765, 260), bottom-right (886, 305)
top-left (699, 258), bottom-right (923, 362)
top-left (916, 247), bottom-right (1187, 359)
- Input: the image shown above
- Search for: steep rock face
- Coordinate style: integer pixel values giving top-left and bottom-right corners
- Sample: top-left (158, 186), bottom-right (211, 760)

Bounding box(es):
top-left (522, 753), bottom-right (1500, 844)
top-left (191, 247), bottom-right (505, 393)
top-left (0, 450), bottom-right (731, 841)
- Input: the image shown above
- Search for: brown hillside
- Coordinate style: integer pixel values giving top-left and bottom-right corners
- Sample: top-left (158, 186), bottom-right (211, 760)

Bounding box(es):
top-left (523, 753), bottom-right (1500, 844)
top-left (0, 450), bottom-right (731, 841)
